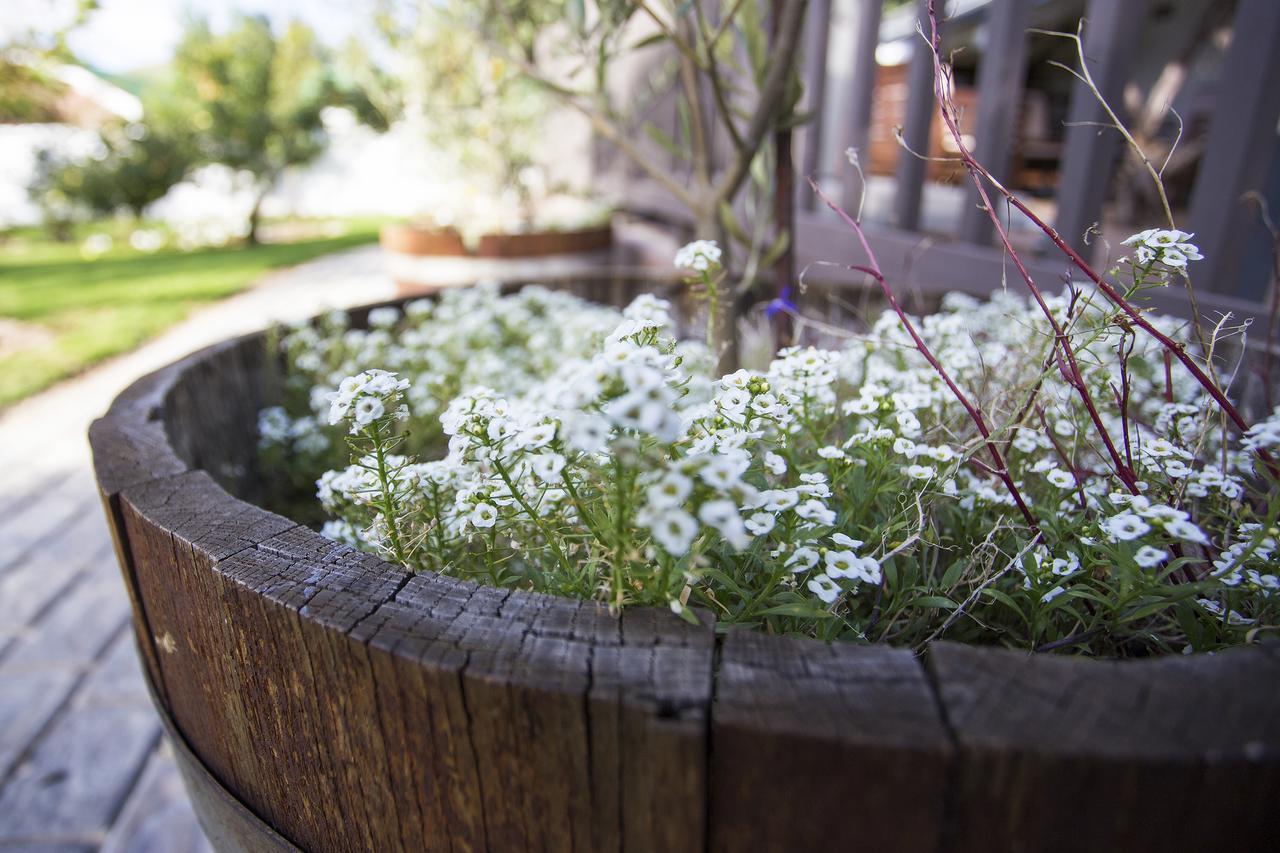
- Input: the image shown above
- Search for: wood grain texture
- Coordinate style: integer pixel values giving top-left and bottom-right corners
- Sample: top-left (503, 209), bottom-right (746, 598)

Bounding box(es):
top-left (711, 630), bottom-right (951, 853)
top-left (88, 293), bottom-right (1280, 852)
top-left (929, 641), bottom-right (1280, 852)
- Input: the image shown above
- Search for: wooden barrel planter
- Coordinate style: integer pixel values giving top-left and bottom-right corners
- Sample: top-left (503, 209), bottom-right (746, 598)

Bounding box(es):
top-left (89, 284), bottom-right (1280, 853)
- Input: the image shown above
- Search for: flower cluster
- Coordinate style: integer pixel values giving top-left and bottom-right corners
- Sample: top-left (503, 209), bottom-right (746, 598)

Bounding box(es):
top-left (259, 272), bottom-right (1279, 655)
top-left (1122, 228), bottom-right (1203, 273)
top-left (327, 369), bottom-right (410, 434)
top-left (674, 239), bottom-right (722, 272)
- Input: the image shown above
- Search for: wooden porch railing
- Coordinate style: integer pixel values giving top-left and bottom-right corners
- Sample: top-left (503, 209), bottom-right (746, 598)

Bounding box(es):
top-left (604, 0), bottom-right (1280, 328)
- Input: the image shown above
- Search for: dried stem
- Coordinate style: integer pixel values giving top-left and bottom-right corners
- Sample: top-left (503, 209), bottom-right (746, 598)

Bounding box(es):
top-left (1035, 23), bottom-right (1213, 376)
top-left (809, 177), bottom-right (1039, 530)
top-left (924, 0), bottom-right (1277, 479)
top-left (925, 5), bottom-right (1138, 493)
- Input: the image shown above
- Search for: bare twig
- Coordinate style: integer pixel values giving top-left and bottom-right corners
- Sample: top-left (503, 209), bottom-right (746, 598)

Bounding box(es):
top-left (927, 9), bottom-right (1139, 493)
top-left (810, 176), bottom-right (1039, 529)
top-left (710, 0), bottom-right (807, 206)
top-left (924, 0), bottom-right (1278, 479)
top-left (919, 532), bottom-right (1043, 648)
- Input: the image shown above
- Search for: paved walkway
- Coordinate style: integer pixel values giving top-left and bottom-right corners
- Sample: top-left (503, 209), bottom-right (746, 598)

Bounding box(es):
top-left (0, 246), bottom-right (395, 852)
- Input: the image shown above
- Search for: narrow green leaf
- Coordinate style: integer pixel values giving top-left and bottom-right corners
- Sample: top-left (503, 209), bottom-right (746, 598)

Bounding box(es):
top-left (759, 229), bottom-right (790, 269)
top-left (760, 602), bottom-right (833, 618)
top-left (644, 121), bottom-right (682, 158)
top-left (717, 201), bottom-right (750, 244)
top-left (940, 559), bottom-right (968, 589)
top-left (628, 31), bottom-right (669, 51)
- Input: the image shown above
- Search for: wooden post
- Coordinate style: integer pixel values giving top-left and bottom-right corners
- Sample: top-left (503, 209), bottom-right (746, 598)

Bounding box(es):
top-left (1052, 0), bottom-right (1148, 257)
top-left (894, 0), bottom-right (936, 231)
top-left (1187, 0), bottom-right (1280, 297)
top-left (797, 0), bottom-right (833, 211)
top-left (839, 0), bottom-right (885, 216)
top-left (957, 0), bottom-right (1031, 246)
top-left (774, 0), bottom-right (797, 346)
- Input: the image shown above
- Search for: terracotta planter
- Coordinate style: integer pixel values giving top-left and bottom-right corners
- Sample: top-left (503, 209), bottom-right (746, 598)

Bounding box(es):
top-left (378, 225), bottom-right (468, 257)
top-left (88, 285), bottom-right (1280, 852)
top-left (378, 222), bottom-right (612, 259)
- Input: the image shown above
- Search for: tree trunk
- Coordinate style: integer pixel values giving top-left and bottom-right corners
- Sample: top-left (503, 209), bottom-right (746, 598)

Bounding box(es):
top-left (773, 126), bottom-right (795, 349)
top-left (696, 206), bottom-right (738, 374)
top-left (246, 180), bottom-right (272, 246)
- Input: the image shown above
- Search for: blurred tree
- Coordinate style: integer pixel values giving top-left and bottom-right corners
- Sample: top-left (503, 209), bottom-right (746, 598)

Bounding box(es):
top-left (28, 101), bottom-right (196, 236)
top-left (0, 0), bottom-right (98, 122)
top-left (372, 0), bottom-right (557, 228)
top-left (473, 0), bottom-right (809, 367)
top-left (169, 16), bottom-right (349, 243)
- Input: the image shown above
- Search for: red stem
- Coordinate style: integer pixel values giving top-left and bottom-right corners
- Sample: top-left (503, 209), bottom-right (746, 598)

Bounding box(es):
top-left (924, 8), bottom-right (1137, 493)
top-left (809, 177), bottom-right (1039, 530)
top-left (924, 0), bottom-right (1277, 480)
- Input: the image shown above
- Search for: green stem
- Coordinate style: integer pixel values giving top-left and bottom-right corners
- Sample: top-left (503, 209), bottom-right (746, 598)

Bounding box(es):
top-left (492, 455), bottom-right (573, 576)
top-left (369, 421), bottom-right (408, 565)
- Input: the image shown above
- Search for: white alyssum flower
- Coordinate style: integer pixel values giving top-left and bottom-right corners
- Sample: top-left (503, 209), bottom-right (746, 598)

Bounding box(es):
top-left (1045, 468), bottom-right (1076, 489)
top-left (904, 464), bottom-right (936, 481)
top-left (531, 453), bottom-right (566, 483)
top-left (1102, 512), bottom-right (1151, 542)
top-left (470, 502), bottom-right (499, 529)
top-left (786, 547), bottom-right (820, 572)
top-left (825, 551), bottom-right (881, 584)
top-left (807, 573), bottom-right (842, 604)
top-left (832, 533), bottom-right (863, 549)
top-left (794, 499), bottom-right (836, 526)
top-left (649, 508), bottom-right (699, 556)
top-left (1164, 518), bottom-right (1210, 545)
top-left (1134, 546), bottom-right (1168, 569)
top-left (1123, 229), bottom-right (1203, 272)
top-left (698, 499), bottom-right (751, 550)
top-left (273, 277), bottom-right (1279, 656)
top-left (674, 239), bottom-right (722, 272)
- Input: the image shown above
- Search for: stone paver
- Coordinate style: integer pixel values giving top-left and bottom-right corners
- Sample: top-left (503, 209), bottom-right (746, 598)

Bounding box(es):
top-left (0, 246), bottom-right (395, 851)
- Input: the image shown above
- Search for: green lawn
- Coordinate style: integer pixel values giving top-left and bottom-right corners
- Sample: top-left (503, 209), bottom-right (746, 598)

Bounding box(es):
top-left (0, 222), bottom-right (379, 409)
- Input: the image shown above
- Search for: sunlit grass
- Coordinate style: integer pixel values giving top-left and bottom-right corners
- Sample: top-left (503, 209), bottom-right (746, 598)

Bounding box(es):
top-left (0, 221), bottom-right (380, 408)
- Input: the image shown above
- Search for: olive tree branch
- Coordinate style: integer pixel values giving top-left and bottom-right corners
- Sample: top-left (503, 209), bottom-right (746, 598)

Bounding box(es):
top-left (710, 0), bottom-right (807, 207)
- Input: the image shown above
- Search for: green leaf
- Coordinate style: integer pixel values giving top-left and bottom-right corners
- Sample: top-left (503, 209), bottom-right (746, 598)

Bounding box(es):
top-left (1120, 598), bottom-right (1178, 624)
top-left (759, 229), bottom-right (790, 270)
top-left (628, 31), bottom-right (669, 51)
top-left (677, 605), bottom-right (702, 625)
top-left (717, 201), bottom-right (750, 244)
top-left (760, 602), bottom-right (833, 619)
top-left (749, 147), bottom-right (771, 189)
top-left (644, 122), bottom-right (682, 159)
top-left (700, 567), bottom-right (748, 598)
top-left (780, 108), bottom-right (817, 130)
top-left (981, 587), bottom-right (1026, 619)
top-left (676, 95), bottom-right (692, 152)
top-left (914, 595), bottom-right (959, 611)
top-left (940, 559), bottom-right (968, 589)
top-left (738, 0), bottom-right (767, 81)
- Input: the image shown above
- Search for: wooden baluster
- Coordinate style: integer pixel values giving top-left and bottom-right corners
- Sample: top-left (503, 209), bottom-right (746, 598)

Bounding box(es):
top-left (1051, 0), bottom-right (1147, 258)
top-left (1187, 0), bottom-right (1280, 298)
top-left (797, 0), bottom-right (833, 211)
top-left (894, 0), bottom-right (935, 231)
top-left (957, 0), bottom-right (1031, 246)
top-left (840, 0), bottom-right (885, 216)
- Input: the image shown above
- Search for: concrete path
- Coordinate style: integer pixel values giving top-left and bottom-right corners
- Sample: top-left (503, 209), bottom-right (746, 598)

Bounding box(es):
top-left (0, 245), bottom-right (395, 851)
